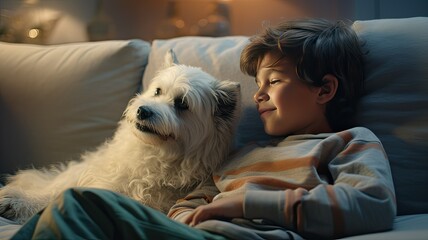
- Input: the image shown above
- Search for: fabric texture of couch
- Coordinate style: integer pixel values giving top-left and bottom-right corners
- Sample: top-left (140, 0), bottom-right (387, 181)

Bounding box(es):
top-left (0, 17), bottom-right (427, 239)
top-left (0, 40), bottom-right (150, 174)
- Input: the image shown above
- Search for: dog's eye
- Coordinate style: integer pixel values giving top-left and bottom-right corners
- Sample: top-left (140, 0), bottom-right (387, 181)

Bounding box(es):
top-left (174, 98), bottom-right (189, 111)
top-left (154, 88), bottom-right (162, 96)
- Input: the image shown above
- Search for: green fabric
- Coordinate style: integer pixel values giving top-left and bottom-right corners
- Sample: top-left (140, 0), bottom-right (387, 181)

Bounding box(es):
top-left (12, 188), bottom-right (227, 240)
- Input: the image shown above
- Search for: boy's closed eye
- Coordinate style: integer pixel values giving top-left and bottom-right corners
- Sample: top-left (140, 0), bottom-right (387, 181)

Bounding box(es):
top-left (255, 78), bottom-right (283, 88)
top-left (269, 79), bottom-right (281, 85)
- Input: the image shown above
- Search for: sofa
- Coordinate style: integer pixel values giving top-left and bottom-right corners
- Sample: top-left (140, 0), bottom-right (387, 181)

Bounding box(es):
top-left (0, 17), bottom-right (427, 239)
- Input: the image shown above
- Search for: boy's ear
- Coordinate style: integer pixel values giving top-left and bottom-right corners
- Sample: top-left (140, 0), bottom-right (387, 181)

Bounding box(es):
top-left (316, 74), bottom-right (338, 104)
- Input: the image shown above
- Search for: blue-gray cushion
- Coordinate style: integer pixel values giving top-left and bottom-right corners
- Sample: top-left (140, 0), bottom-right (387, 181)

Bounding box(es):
top-left (353, 17), bottom-right (428, 215)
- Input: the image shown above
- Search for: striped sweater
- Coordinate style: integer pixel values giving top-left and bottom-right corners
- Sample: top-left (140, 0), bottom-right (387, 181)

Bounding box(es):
top-left (168, 127), bottom-right (396, 239)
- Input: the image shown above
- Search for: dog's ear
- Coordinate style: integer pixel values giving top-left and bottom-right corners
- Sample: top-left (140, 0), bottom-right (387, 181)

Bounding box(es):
top-left (214, 81), bottom-right (241, 121)
top-left (163, 49), bottom-right (180, 68)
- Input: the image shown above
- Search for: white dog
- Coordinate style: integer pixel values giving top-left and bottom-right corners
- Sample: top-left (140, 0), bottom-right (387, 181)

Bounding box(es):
top-left (0, 50), bottom-right (240, 224)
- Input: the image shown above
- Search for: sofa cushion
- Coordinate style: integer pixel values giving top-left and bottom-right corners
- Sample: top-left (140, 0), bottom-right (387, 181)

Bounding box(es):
top-left (0, 40), bottom-right (150, 176)
top-left (142, 36), bottom-right (272, 148)
top-left (353, 17), bottom-right (428, 215)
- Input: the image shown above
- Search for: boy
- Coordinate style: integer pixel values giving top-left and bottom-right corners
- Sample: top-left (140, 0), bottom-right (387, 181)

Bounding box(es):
top-left (12, 18), bottom-right (396, 239)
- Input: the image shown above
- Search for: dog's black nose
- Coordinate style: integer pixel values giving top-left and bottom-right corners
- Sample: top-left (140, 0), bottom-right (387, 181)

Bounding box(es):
top-left (137, 106), bottom-right (153, 120)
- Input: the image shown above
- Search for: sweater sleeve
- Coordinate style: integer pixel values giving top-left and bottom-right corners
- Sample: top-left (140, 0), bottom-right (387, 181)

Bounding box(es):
top-left (168, 178), bottom-right (220, 223)
top-left (243, 129), bottom-right (396, 239)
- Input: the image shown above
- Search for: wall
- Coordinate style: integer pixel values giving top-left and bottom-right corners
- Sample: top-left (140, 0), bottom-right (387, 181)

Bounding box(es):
top-left (101, 0), bottom-right (357, 40)
top-left (1, 0), bottom-right (427, 44)
top-left (102, 0), bottom-right (428, 41)
top-left (355, 0), bottom-right (428, 20)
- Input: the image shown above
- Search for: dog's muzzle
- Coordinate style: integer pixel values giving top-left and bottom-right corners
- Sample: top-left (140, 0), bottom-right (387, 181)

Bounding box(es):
top-left (137, 106), bottom-right (153, 120)
top-left (134, 106), bottom-right (175, 141)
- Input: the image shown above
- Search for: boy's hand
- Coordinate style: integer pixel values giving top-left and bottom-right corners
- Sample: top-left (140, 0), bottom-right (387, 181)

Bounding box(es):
top-left (184, 193), bottom-right (244, 226)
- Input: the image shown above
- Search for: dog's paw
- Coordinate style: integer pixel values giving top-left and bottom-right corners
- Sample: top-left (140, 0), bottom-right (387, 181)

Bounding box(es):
top-left (0, 187), bottom-right (45, 224)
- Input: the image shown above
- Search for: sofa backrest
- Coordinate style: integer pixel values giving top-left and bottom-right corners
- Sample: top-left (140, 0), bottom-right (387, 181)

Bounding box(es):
top-left (0, 40), bottom-right (150, 176)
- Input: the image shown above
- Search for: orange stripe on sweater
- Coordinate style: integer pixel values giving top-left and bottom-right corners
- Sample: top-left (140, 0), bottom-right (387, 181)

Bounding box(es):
top-left (167, 207), bottom-right (190, 219)
top-left (224, 176), bottom-right (304, 192)
top-left (340, 142), bottom-right (385, 158)
top-left (284, 190), bottom-right (295, 227)
top-left (222, 156), bottom-right (319, 176)
top-left (213, 175), bottom-right (220, 183)
top-left (183, 193), bottom-right (214, 203)
top-left (337, 130), bottom-right (353, 144)
top-left (326, 185), bottom-right (345, 238)
top-left (294, 188), bottom-right (308, 232)
top-left (284, 188), bottom-right (308, 229)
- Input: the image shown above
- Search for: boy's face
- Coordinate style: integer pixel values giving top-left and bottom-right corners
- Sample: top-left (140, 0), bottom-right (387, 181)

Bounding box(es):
top-left (254, 51), bottom-right (330, 136)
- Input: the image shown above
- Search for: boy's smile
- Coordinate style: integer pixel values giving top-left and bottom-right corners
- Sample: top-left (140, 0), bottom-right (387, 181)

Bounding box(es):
top-left (254, 51), bottom-right (331, 136)
top-left (258, 107), bottom-right (276, 117)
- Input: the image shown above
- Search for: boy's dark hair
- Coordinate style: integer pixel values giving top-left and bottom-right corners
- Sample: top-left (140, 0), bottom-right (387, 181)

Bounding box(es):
top-left (240, 18), bottom-right (364, 132)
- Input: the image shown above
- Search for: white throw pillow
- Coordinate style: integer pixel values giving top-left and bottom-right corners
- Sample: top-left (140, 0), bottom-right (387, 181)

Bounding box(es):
top-left (0, 40), bottom-right (150, 175)
top-left (142, 36), bottom-right (272, 148)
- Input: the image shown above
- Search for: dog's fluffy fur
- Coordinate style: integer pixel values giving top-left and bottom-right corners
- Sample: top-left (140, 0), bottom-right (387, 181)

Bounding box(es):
top-left (0, 50), bottom-right (240, 224)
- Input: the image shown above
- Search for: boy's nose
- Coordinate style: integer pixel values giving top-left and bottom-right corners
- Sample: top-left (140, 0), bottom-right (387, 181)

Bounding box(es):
top-left (254, 91), bottom-right (269, 103)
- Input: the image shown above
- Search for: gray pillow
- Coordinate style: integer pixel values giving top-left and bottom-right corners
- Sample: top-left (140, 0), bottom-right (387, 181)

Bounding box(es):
top-left (353, 17), bottom-right (428, 215)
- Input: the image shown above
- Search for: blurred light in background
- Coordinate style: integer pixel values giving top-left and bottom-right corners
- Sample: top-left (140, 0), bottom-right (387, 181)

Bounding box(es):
top-left (28, 28), bottom-right (40, 38)
top-left (0, 0), bottom-right (427, 44)
top-left (0, 0), bottom-right (99, 44)
top-left (0, 1), bottom-right (61, 44)
top-left (156, 0), bottom-right (231, 39)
